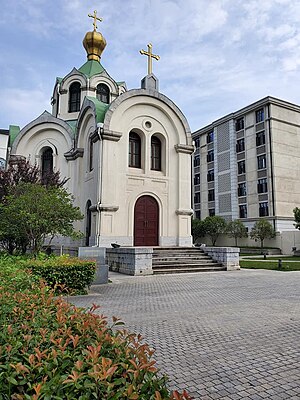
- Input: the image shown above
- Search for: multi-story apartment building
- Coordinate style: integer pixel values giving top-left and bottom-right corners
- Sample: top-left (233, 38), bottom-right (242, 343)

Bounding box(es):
top-left (192, 96), bottom-right (300, 232)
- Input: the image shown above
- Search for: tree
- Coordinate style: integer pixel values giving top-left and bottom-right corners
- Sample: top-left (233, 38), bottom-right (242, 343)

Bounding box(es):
top-left (293, 207), bottom-right (300, 230)
top-left (0, 159), bottom-right (68, 201)
top-left (226, 220), bottom-right (248, 247)
top-left (250, 219), bottom-right (276, 248)
top-left (203, 215), bottom-right (227, 246)
top-left (191, 218), bottom-right (206, 243)
top-left (0, 183), bottom-right (83, 255)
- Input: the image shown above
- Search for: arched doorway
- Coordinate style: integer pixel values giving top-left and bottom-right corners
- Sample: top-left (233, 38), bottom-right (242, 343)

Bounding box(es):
top-left (134, 196), bottom-right (159, 246)
top-left (85, 200), bottom-right (92, 246)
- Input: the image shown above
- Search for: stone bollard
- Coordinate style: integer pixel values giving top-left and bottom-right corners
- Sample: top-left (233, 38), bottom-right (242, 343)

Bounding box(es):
top-left (78, 247), bottom-right (108, 284)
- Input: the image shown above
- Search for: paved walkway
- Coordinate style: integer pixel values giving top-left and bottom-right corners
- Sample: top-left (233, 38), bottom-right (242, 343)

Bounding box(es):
top-left (71, 270), bottom-right (300, 399)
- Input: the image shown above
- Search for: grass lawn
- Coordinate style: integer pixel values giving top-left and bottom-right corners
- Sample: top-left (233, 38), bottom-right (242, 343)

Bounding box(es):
top-left (241, 256), bottom-right (300, 261)
top-left (240, 260), bottom-right (300, 271)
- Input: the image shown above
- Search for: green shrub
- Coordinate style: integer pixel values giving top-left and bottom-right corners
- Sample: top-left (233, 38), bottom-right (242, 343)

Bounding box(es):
top-left (0, 254), bottom-right (38, 292)
top-left (23, 255), bottom-right (96, 295)
top-left (0, 263), bottom-right (190, 400)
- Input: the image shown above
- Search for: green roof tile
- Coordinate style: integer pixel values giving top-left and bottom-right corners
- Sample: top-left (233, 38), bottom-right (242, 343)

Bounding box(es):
top-left (65, 120), bottom-right (77, 137)
top-left (86, 97), bottom-right (109, 123)
top-left (9, 125), bottom-right (20, 146)
top-left (78, 60), bottom-right (105, 77)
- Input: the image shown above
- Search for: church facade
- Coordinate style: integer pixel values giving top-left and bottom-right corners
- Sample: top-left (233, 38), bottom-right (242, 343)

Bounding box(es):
top-left (8, 14), bottom-right (194, 248)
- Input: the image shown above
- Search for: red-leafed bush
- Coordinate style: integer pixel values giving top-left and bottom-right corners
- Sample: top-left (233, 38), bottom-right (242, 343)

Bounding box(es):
top-left (0, 258), bottom-right (191, 399)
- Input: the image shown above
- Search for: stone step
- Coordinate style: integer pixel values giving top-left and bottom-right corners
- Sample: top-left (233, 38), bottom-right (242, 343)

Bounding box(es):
top-left (152, 257), bottom-right (211, 264)
top-left (151, 247), bottom-right (224, 275)
top-left (152, 252), bottom-right (208, 257)
top-left (153, 261), bottom-right (222, 268)
top-left (153, 265), bottom-right (226, 274)
top-left (153, 259), bottom-right (218, 265)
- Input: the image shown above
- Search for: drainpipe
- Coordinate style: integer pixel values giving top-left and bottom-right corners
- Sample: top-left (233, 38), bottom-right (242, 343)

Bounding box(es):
top-left (267, 104), bottom-right (276, 230)
top-left (96, 123), bottom-right (104, 247)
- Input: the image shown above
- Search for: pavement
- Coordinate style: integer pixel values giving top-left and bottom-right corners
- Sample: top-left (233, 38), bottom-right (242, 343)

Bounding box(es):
top-left (70, 270), bottom-right (300, 399)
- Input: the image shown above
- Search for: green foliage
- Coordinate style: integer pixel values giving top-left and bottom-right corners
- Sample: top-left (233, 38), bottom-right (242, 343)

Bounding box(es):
top-left (202, 215), bottom-right (227, 246)
top-left (191, 218), bottom-right (206, 243)
top-left (226, 220), bottom-right (248, 247)
top-left (0, 260), bottom-right (190, 400)
top-left (250, 219), bottom-right (276, 248)
top-left (293, 207), bottom-right (300, 230)
top-left (0, 183), bottom-right (83, 255)
top-left (23, 256), bottom-right (96, 295)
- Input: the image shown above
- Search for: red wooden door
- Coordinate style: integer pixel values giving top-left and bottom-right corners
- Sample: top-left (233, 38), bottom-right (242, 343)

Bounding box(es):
top-left (134, 196), bottom-right (159, 246)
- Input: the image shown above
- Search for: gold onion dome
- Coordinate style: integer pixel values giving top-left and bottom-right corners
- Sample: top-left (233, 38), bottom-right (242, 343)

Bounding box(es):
top-left (83, 10), bottom-right (106, 62)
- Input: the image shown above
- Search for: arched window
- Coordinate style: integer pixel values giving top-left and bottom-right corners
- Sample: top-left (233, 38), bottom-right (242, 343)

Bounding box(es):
top-left (96, 83), bottom-right (110, 104)
top-left (85, 200), bottom-right (92, 246)
top-left (129, 132), bottom-right (141, 168)
top-left (151, 136), bottom-right (161, 171)
top-left (68, 82), bottom-right (81, 112)
top-left (41, 147), bottom-right (53, 177)
top-left (89, 139), bottom-right (94, 172)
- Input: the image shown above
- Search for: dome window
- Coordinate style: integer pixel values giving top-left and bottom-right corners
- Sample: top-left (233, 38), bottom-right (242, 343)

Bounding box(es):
top-left (96, 83), bottom-right (109, 104)
top-left (68, 82), bottom-right (81, 112)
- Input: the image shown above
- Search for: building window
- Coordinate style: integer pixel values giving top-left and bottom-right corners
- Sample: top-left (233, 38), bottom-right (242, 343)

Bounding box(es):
top-left (194, 155), bottom-right (200, 167)
top-left (238, 182), bottom-right (247, 197)
top-left (151, 136), bottom-right (161, 171)
top-left (208, 189), bottom-right (215, 202)
top-left (256, 108), bottom-right (264, 123)
top-left (235, 117), bottom-right (244, 131)
top-left (259, 202), bottom-right (269, 217)
top-left (194, 192), bottom-right (200, 204)
top-left (96, 83), bottom-right (110, 104)
top-left (207, 169), bottom-right (214, 182)
top-left (89, 139), bottom-right (93, 172)
top-left (239, 204), bottom-right (247, 218)
top-left (207, 150), bottom-right (214, 162)
top-left (195, 211), bottom-right (201, 219)
top-left (207, 131), bottom-right (214, 143)
top-left (194, 174), bottom-right (200, 185)
top-left (68, 82), bottom-right (81, 112)
top-left (209, 208), bottom-right (215, 216)
top-left (257, 154), bottom-right (266, 170)
top-left (41, 147), bottom-right (53, 177)
top-left (129, 132), bottom-right (141, 168)
top-left (194, 137), bottom-right (200, 148)
top-left (236, 138), bottom-right (245, 153)
top-left (257, 178), bottom-right (268, 194)
top-left (256, 131), bottom-right (265, 146)
top-left (237, 160), bottom-right (246, 174)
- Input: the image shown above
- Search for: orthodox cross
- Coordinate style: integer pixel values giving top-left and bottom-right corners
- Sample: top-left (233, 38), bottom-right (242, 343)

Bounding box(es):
top-left (88, 10), bottom-right (103, 31)
top-left (140, 43), bottom-right (160, 75)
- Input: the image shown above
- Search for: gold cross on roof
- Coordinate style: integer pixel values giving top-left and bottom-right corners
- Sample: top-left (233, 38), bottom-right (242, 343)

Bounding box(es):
top-left (88, 10), bottom-right (103, 32)
top-left (140, 43), bottom-right (160, 75)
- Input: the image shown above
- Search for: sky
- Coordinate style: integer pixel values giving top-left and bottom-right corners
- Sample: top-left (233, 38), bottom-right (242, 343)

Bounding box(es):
top-left (1, 0), bottom-right (300, 132)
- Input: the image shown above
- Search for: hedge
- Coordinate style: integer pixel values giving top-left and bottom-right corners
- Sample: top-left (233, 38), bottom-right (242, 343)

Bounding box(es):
top-left (23, 256), bottom-right (96, 294)
top-left (0, 259), bottom-right (190, 399)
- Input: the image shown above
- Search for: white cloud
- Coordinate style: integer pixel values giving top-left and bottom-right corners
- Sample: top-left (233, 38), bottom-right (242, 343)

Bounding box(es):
top-left (0, 89), bottom-right (51, 128)
top-left (2, 0), bottom-right (300, 131)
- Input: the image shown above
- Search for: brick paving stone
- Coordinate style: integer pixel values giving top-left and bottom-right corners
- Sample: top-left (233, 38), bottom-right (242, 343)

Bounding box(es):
top-left (71, 269), bottom-right (300, 399)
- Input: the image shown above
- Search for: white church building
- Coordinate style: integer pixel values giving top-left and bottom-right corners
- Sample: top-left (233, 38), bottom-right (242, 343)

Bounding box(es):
top-left (8, 14), bottom-right (194, 249)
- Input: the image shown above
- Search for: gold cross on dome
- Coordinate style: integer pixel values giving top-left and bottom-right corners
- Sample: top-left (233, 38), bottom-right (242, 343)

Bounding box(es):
top-left (140, 43), bottom-right (160, 75)
top-left (88, 10), bottom-right (103, 31)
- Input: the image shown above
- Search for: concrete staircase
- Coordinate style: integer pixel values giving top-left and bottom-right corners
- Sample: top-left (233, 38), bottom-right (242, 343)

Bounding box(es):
top-left (152, 247), bottom-right (226, 274)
